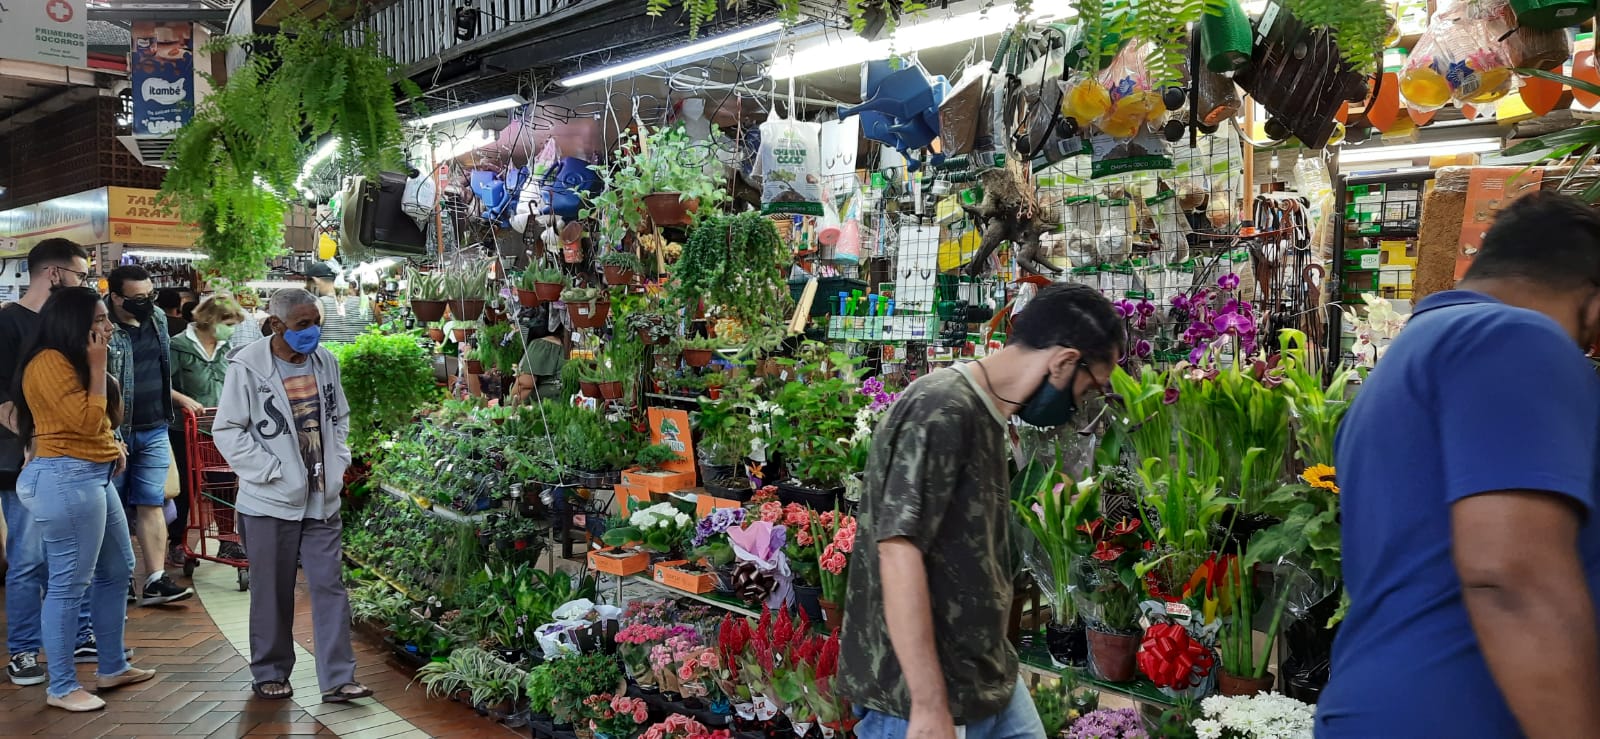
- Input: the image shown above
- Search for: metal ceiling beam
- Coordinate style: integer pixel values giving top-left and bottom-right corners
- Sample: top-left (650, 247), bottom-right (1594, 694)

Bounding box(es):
top-left (88, 6), bottom-right (232, 22)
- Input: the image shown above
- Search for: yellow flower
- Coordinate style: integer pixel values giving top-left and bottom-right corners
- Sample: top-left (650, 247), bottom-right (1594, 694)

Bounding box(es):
top-left (1303, 464), bottom-right (1339, 494)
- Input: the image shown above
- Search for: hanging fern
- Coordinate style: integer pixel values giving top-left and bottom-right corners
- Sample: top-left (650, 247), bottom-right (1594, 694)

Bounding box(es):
top-left (1279, 0), bottom-right (1389, 75)
top-left (1123, 0), bottom-right (1227, 89)
top-left (160, 16), bottom-right (421, 283)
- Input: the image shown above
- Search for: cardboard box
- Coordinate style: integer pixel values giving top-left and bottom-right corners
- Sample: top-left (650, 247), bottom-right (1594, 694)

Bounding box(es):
top-left (695, 493), bottom-right (744, 517)
top-left (617, 484), bottom-right (649, 516)
top-left (622, 468), bottom-right (698, 495)
top-left (589, 548), bottom-right (649, 576)
top-left (652, 559), bottom-right (715, 594)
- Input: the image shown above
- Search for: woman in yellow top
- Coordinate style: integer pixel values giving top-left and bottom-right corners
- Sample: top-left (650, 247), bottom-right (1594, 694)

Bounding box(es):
top-left (14, 286), bottom-right (153, 711)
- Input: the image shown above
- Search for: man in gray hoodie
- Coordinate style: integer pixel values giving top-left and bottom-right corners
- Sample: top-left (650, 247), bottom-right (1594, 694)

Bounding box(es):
top-left (213, 288), bottom-right (371, 704)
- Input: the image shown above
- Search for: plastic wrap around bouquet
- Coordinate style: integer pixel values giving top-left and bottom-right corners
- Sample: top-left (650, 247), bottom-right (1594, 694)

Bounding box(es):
top-left (727, 521), bottom-right (793, 611)
top-left (535, 599), bottom-right (623, 659)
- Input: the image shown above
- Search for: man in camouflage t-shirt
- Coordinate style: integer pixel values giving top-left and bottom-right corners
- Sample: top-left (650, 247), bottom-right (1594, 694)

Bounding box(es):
top-left (839, 284), bottom-right (1122, 739)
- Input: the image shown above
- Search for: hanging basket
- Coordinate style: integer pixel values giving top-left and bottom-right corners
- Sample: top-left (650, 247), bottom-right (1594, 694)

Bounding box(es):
top-left (515, 288), bottom-right (540, 308)
top-left (411, 300), bottom-right (447, 322)
top-left (466, 359), bottom-right (484, 375)
top-left (426, 327), bottom-right (445, 343)
top-left (568, 300), bottom-right (612, 329)
top-left (580, 380), bottom-right (601, 398)
top-left (450, 299), bottom-right (486, 321)
top-left (603, 265), bottom-right (637, 286)
top-left (644, 193), bottom-right (698, 227)
top-left (597, 380), bottom-right (624, 400)
top-left (681, 348), bottom-right (714, 368)
top-left (451, 327), bottom-right (476, 342)
top-left (533, 281), bottom-right (565, 302)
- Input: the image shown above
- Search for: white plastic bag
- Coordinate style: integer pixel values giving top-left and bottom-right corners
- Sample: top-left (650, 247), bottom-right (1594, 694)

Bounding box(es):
top-left (759, 114), bottom-right (824, 216)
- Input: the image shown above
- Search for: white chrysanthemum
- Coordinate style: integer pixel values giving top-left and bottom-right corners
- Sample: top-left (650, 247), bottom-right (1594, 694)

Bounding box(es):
top-left (1193, 719), bottom-right (1221, 739)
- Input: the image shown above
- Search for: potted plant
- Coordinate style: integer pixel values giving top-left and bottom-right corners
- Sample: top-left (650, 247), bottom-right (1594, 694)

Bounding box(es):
top-left (677, 336), bottom-right (720, 369)
top-left (767, 351), bottom-right (869, 510)
top-left (547, 653), bottom-right (626, 727)
top-left (584, 693), bottom-right (650, 739)
top-left (444, 260), bottom-right (493, 321)
top-left (587, 124), bottom-right (728, 232)
top-left (598, 251), bottom-right (643, 286)
top-left (669, 212), bottom-right (789, 325)
top-left (528, 264), bottom-right (569, 303)
top-left (1012, 464), bottom-right (1100, 668)
top-left (582, 358), bottom-right (629, 401)
top-left (425, 321), bottom-right (446, 343)
top-left (692, 508), bottom-right (746, 595)
top-left (1216, 554), bottom-right (1291, 697)
top-left (809, 510), bottom-right (855, 627)
top-left (623, 311), bottom-right (675, 345)
top-left (635, 443), bottom-right (681, 475)
top-left (1077, 516), bottom-right (1149, 683)
top-left (563, 287), bottom-right (612, 330)
top-left (603, 502), bottom-right (693, 561)
top-left (524, 662), bottom-right (559, 722)
top-left (408, 268), bottom-right (449, 322)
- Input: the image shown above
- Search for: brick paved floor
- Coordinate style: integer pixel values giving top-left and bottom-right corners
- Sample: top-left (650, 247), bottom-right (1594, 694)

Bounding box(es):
top-left (0, 547), bottom-right (523, 738)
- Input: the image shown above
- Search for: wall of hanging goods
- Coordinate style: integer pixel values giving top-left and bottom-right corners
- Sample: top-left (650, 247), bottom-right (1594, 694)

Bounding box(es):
top-left (144, 0), bottom-right (1600, 735)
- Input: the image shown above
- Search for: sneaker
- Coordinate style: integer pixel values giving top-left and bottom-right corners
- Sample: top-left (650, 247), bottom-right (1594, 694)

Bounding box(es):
top-left (139, 575), bottom-right (194, 607)
top-left (166, 544), bottom-right (189, 570)
top-left (72, 637), bottom-right (133, 664)
top-left (7, 652), bottom-right (44, 686)
top-left (217, 542), bottom-right (247, 562)
top-left (127, 581), bottom-right (135, 604)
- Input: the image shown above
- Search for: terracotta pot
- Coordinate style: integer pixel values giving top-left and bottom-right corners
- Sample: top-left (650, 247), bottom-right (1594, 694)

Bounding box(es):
top-left (1086, 627), bottom-right (1141, 683)
top-left (411, 299), bottom-right (447, 322)
top-left (426, 328), bottom-right (445, 343)
top-left (466, 359), bottom-right (484, 375)
top-left (449, 299), bottom-right (485, 321)
top-left (819, 598), bottom-right (843, 628)
top-left (644, 192), bottom-right (698, 227)
top-left (637, 328), bottom-right (670, 345)
top-left (707, 387), bottom-right (722, 400)
top-left (597, 380), bottom-right (624, 400)
top-left (515, 288), bottom-right (540, 308)
top-left (533, 281), bottom-right (564, 302)
top-left (682, 348), bottom-right (713, 368)
top-left (451, 327), bottom-right (476, 342)
top-left (603, 265), bottom-right (636, 286)
top-left (482, 306), bottom-right (505, 324)
top-left (568, 300), bottom-right (611, 329)
top-left (1218, 670), bottom-right (1275, 697)
top-left (580, 381), bottom-right (601, 398)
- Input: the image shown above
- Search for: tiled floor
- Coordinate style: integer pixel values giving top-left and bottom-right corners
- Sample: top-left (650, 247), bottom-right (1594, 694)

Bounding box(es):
top-left (0, 551), bottom-right (523, 738)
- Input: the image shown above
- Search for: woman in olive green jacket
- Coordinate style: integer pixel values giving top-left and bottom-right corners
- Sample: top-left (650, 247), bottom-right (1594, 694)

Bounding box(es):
top-left (167, 294), bottom-right (247, 564)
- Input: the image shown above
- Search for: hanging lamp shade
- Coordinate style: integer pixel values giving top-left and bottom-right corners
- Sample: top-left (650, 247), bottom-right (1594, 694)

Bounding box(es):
top-left (1509, 0), bottom-right (1595, 30)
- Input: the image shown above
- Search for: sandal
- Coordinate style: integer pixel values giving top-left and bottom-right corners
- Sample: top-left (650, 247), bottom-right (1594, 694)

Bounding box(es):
top-left (322, 682), bottom-right (373, 703)
top-left (251, 680), bottom-right (293, 700)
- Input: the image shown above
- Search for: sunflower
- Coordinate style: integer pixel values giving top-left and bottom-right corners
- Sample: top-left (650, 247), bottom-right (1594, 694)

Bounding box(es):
top-left (1303, 464), bottom-right (1339, 494)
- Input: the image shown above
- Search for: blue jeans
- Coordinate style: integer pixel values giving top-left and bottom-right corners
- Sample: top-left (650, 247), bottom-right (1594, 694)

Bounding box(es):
top-left (854, 679), bottom-right (1045, 739)
top-left (2, 491), bottom-right (93, 655)
top-left (116, 426), bottom-right (171, 509)
top-left (17, 457), bottom-right (135, 697)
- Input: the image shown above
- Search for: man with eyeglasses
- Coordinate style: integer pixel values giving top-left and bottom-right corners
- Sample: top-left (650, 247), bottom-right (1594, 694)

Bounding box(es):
top-left (838, 282), bottom-right (1123, 739)
top-left (0, 239), bottom-right (102, 685)
top-left (105, 265), bottom-right (198, 607)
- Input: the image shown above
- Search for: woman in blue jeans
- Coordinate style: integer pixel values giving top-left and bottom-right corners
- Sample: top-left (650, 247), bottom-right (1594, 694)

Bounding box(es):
top-left (13, 286), bottom-right (154, 711)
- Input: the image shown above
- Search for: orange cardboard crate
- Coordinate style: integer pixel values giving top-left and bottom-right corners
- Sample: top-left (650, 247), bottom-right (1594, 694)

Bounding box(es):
top-left (622, 467), bottom-right (698, 495)
top-left (695, 492), bottom-right (744, 517)
top-left (589, 548), bottom-right (650, 576)
top-left (617, 484), bottom-right (649, 516)
top-left (652, 559), bottom-right (716, 594)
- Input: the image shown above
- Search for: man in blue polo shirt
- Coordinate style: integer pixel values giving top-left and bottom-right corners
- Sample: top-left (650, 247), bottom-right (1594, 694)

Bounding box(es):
top-left (1319, 191), bottom-right (1600, 737)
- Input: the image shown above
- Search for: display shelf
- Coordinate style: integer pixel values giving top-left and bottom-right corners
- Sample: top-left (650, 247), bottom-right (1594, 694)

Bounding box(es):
top-left (625, 574), bottom-right (761, 618)
top-left (343, 550), bottom-right (423, 603)
top-left (1015, 631), bottom-right (1174, 708)
top-left (379, 481), bottom-right (490, 524)
top-left (825, 315), bottom-right (940, 342)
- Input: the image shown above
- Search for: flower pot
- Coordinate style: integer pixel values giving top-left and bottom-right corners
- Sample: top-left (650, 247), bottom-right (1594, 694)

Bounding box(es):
top-left (793, 584), bottom-right (824, 624)
top-left (1219, 670), bottom-right (1275, 697)
top-left (699, 462), bottom-right (738, 488)
top-left (533, 281), bottom-right (565, 302)
top-left (603, 265), bottom-right (636, 286)
top-left (483, 305), bottom-right (506, 324)
top-left (452, 327), bottom-right (476, 342)
top-left (580, 380), bottom-right (601, 398)
top-left (704, 479), bottom-right (754, 501)
top-left (776, 480), bottom-right (842, 512)
top-left (707, 387), bottom-right (722, 400)
top-left (576, 470), bottom-right (607, 488)
top-left (411, 299), bottom-right (447, 322)
top-left (598, 380), bottom-right (624, 400)
top-left (1282, 584), bottom-right (1341, 704)
top-left (819, 598), bottom-right (843, 628)
top-left (644, 192), bottom-right (698, 227)
top-left (1044, 620), bottom-right (1089, 668)
top-left (568, 300), bottom-right (611, 329)
top-left (1087, 626), bottom-right (1141, 683)
top-left (466, 359), bottom-right (484, 375)
top-left (426, 328), bottom-right (445, 343)
top-left (637, 328), bottom-right (671, 345)
top-left (515, 288), bottom-right (541, 307)
top-left (451, 299), bottom-right (486, 321)
top-left (681, 348), bottom-right (714, 368)
top-left (605, 469), bottom-right (623, 486)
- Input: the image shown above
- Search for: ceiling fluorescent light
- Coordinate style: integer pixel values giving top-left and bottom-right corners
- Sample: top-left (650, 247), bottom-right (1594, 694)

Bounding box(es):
top-left (431, 128), bottom-right (497, 161)
top-left (558, 21), bottom-right (785, 88)
top-left (1337, 137), bottom-right (1502, 164)
top-left (294, 137), bottom-right (340, 196)
top-left (410, 95), bottom-right (527, 128)
top-left (245, 280), bottom-right (309, 290)
top-left (770, 4), bottom-right (1072, 79)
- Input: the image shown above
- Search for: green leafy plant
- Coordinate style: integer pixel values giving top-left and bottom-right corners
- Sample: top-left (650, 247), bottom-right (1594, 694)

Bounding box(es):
top-left (162, 17), bottom-right (421, 283)
top-left (634, 443), bottom-right (681, 473)
top-left (1012, 463), bottom-right (1099, 625)
top-left (328, 333), bottom-right (439, 459)
top-left (473, 322), bottom-right (526, 376)
top-left (525, 662), bottom-right (559, 716)
top-left (623, 312), bottom-right (675, 344)
top-left (408, 268), bottom-right (448, 301)
top-left (1216, 554), bottom-right (1292, 681)
top-left (1032, 681), bottom-right (1071, 738)
top-left (443, 259), bottom-right (495, 301)
top-left (596, 250), bottom-right (643, 273)
top-left (545, 653), bottom-right (625, 723)
top-left (1505, 69), bottom-right (1600, 200)
top-left (1248, 477), bottom-right (1343, 626)
top-left (671, 212), bottom-right (790, 324)
top-left (584, 124), bottom-right (728, 234)
top-left (523, 264), bottom-right (569, 289)
top-left (766, 351), bottom-right (869, 489)
top-left (602, 502), bottom-right (692, 553)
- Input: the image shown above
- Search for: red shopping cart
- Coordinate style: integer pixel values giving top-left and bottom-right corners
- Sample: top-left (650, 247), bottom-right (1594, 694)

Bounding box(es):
top-left (180, 408), bottom-right (249, 591)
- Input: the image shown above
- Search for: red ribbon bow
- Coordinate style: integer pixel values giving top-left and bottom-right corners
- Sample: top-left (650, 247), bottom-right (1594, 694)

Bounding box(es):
top-left (1137, 623), bottom-right (1215, 689)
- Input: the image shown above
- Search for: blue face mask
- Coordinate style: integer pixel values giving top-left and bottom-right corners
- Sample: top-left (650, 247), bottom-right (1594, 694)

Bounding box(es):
top-left (283, 325), bottom-right (321, 355)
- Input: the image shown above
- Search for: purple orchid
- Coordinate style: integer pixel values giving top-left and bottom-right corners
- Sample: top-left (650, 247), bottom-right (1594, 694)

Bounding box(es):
top-left (1134, 339), bottom-right (1152, 358)
top-left (1217, 272), bottom-right (1240, 291)
top-left (1162, 387), bottom-right (1180, 405)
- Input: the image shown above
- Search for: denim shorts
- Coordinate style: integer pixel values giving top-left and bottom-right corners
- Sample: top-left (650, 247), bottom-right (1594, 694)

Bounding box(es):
top-left (116, 426), bottom-right (172, 508)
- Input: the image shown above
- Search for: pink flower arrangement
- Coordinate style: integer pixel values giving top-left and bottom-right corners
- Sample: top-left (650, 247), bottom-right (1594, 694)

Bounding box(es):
top-left (585, 692), bottom-right (651, 739)
top-left (642, 714), bottom-right (710, 739)
top-left (649, 634), bottom-right (702, 674)
top-left (758, 501), bottom-right (783, 524)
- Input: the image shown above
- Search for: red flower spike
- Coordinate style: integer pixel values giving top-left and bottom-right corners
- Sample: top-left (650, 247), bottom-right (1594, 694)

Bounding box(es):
top-left (1076, 518), bottom-right (1105, 538)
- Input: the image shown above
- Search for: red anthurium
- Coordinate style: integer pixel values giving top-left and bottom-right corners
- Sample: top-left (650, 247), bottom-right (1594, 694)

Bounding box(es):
top-left (1108, 517), bottom-right (1141, 537)
top-left (1076, 518), bottom-right (1105, 538)
top-left (1091, 540), bottom-right (1127, 562)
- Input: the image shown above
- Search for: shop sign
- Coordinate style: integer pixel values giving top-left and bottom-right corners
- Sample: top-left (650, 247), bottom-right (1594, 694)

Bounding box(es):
top-left (108, 187), bottom-right (199, 247)
top-left (0, 188), bottom-right (109, 257)
top-left (0, 0), bottom-right (87, 67)
top-left (129, 21), bottom-right (194, 136)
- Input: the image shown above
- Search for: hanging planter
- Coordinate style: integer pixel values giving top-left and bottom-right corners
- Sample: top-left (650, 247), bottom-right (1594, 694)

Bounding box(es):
top-left (534, 281), bottom-right (565, 302)
top-left (411, 300), bottom-right (447, 322)
top-left (465, 358), bottom-right (484, 375)
top-left (426, 327), bottom-right (445, 343)
top-left (597, 380), bottom-right (624, 400)
top-left (603, 265), bottom-right (637, 286)
top-left (450, 299), bottom-right (486, 321)
top-left (515, 288), bottom-right (540, 308)
top-left (450, 325), bottom-right (476, 343)
top-left (644, 193), bottom-right (699, 227)
top-left (681, 348), bottom-right (714, 368)
top-left (580, 380), bottom-right (602, 398)
top-left (568, 300), bottom-right (611, 329)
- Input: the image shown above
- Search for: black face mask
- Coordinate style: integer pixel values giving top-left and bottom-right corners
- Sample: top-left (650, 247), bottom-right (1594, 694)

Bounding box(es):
top-left (1016, 361), bottom-right (1087, 428)
top-left (121, 296), bottom-right (155, 319)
